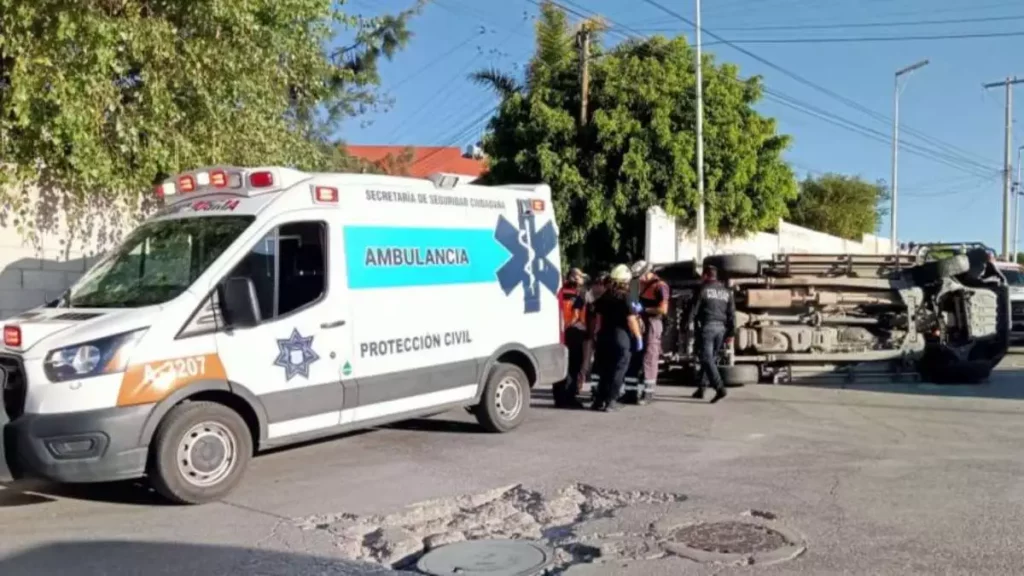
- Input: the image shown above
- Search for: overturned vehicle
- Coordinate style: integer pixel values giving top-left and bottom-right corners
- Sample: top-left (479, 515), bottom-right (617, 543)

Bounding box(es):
top-left (656, 244), bottom-right (1010, 386)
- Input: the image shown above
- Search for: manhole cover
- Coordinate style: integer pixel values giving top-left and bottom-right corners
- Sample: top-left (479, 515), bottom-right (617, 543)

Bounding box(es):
top-left (416, 539), bottom-right (553, 576)
top-left (669, 521), bottom-right (790, 555)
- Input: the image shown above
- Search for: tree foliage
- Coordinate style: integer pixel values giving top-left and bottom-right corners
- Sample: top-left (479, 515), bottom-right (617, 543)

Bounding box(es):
top-left (787, 173), bottom-right (890, 241)
top-left (474, 1), bottom-right (796, 269)
top-left (0, 0), bottom-right (422, 245)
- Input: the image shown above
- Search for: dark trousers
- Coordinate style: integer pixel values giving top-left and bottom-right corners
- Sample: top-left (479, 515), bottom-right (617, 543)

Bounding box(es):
top-left (697, 323), bottom-right (725, 392)
top-left (596, 330), bottom-right (631, 406)
top-left (554, 327), bottom-right (586, 405)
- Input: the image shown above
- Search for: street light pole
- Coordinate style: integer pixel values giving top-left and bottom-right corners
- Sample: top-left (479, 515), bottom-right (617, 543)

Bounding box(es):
top-left (694, 0), bottom-right (706, 263)
top-left (1014, 145), bottom-right (1024, 263)
top-left (890, 59), bottom-right (929, 255)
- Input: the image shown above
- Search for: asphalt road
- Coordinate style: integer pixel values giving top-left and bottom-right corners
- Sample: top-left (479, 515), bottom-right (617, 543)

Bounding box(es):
top-left (5, 352), bottom-right (1024, 575)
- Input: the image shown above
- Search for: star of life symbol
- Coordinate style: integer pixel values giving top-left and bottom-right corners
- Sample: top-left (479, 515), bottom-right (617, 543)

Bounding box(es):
top-left (495, 200), bottom-right (560, 313)
top-left (274, 328), bottom-right (320, 381)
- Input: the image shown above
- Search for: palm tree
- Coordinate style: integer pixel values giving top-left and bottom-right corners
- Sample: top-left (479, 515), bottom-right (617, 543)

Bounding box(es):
top-left (469, 1), bottom-right (605, 99)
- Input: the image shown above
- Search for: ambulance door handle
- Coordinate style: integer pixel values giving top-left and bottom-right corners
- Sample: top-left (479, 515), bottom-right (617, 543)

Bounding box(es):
top-left (321, 319), bottom-right (347, 329)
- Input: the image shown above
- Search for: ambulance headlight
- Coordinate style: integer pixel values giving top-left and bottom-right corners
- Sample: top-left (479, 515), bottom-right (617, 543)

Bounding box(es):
top-left (44, 329), bottom-right (147, 382)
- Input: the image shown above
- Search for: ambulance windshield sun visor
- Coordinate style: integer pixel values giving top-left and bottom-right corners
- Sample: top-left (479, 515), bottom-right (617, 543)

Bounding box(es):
top-left (62, 216), bottom-right (254, 309)
top-left (44, 329), bottom-right (147, 382)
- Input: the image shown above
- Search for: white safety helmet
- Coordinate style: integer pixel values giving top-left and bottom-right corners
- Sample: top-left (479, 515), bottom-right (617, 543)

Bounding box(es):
top-left (609, 264), bottom-right (631, 283)
top-left (630, 260), bottom-right (652, 278)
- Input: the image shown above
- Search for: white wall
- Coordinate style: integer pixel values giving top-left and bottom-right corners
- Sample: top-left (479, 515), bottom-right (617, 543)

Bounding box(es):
top-left (645, 206), bottom-right (894, 264)
top-left (0, 186), bottom-right (138, 319)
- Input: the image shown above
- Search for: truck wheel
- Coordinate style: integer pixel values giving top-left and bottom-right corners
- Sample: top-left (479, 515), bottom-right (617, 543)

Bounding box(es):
top-left (475, 364), bottom-right (530, 433)
top-left (914, 254), bottom-right (970, 284)
top-left (720, 364), bottom-right (759, 386)
top-left (148, 401), bottom-right (253, 505)
top-left (704, 254), bottom-right (759, 277)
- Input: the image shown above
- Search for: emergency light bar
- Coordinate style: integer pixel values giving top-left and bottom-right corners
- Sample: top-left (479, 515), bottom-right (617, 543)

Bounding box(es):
top-left (155, 166), bottom-right (281, 198)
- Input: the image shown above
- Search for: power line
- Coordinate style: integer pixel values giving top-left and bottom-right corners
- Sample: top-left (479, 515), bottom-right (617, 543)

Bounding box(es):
top-left (387, 29), bottom-right (487, 92)
top-left (702, 30), bottom-right (1024, 45)
top-left (762, 88), bottom-right (997, 178)
top-left (541, 0), bottom-right (996, 174)
top-left (407, 104), bottom-right (499, 170)
top-left (640, 13), bottom-right (1024, 32)
top-left (633, 0), bottom-right (998, 172)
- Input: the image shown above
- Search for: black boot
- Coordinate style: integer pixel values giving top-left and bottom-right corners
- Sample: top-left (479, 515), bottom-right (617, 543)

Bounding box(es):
top-left (691, 388), bottom-right (705, 400)
top-left (711, 388), bottom-right (727, 404)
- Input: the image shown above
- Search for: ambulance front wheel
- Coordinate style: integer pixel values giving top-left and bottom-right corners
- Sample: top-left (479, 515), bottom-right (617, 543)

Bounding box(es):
top-left (475, 363), bottom-right (530, 433)
top-left (148, 401), bottom-right (253, 505)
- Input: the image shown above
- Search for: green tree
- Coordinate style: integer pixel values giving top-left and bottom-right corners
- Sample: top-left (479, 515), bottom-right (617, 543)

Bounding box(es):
top-left (787, 174), bottom-right (890, 240)
top-left (0, 0), bottom-right (423, 246)
top-left (472, 1), bottom-right (796, 269)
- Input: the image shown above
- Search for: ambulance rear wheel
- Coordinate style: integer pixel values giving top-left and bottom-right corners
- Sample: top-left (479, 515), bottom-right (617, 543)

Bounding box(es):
top-left (475, 364), bottom-right (530, 433)
top-left (149, 401), bottom-right (253, 505)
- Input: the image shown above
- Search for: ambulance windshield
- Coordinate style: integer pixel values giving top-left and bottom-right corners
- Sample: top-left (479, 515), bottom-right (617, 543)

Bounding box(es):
top-left (64, 215), bottom-right (254, 308)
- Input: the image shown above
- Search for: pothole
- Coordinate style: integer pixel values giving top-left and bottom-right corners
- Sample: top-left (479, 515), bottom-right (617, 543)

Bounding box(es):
top-left (661, 519), bottom-right (806, 567)
top-left (297, 483), bottom-right (688, 572)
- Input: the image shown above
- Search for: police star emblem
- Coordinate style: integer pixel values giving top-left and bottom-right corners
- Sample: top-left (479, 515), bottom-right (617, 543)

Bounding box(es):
top-left (273, 328), bottom-right (320, 381)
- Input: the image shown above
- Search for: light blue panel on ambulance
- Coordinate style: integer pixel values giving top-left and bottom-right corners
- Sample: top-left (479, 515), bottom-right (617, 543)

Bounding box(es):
top-left (343, 226), bottom-right (513, 289)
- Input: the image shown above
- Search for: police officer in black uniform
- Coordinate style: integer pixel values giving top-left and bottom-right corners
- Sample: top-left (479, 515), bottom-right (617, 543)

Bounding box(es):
top-left (687, 265), bottom-right (735, 404)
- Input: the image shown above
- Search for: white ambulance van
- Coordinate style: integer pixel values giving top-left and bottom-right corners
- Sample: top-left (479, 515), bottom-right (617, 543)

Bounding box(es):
top-left (0, 166), bottom-right (567, 504)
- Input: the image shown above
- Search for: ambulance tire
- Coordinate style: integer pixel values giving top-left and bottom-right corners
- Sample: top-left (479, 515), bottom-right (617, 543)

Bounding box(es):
top-left (148, 401), bottom-right (253, 505)
top-left (475, 363), bottom-right (530, 433)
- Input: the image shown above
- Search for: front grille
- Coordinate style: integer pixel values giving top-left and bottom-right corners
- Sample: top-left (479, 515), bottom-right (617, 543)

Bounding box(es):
top-left (1013, 302), bottom-right (1024, 319)
top-left (0, 354), bottom-right (27, 420)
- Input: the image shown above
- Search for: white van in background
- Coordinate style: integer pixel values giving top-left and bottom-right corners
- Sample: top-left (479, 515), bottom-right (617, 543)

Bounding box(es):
top-left (0, 166), bottom-right (566, 504)
top-left (996, 261), bottom-right (1024, 341)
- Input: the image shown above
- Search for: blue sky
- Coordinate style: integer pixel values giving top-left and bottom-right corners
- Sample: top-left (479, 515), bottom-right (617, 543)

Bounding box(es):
top-left (342, 0), bottom-right (1024, 249)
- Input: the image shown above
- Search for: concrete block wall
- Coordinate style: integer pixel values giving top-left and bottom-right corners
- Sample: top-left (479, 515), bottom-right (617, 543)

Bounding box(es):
top-left (645, 206), bottom-right (895, 264)
top-left (0, 185), bottom-right (135, 319)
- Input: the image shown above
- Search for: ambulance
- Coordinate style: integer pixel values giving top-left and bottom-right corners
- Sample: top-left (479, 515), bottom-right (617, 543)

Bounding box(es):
top-left (0, 167), bottom-right (567, 504)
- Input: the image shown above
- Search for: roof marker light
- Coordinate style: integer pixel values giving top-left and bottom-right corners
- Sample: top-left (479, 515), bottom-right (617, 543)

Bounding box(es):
top-left (155, 182), bottom-right (176, 197)
top-left (210, 170), bottom-right (228, 188)
top-left (229, 172), bottom-right (243, 188)
top-left (196, 171), bottom-right (211, 186)
top-left (249, 171), bottom-right (274, 188)
top-left (314, 186), bottom-right (339, 203)
top-left (4, 325), bottom-right (22, 347)
top-left (178, 175), bottom-right (196, 193)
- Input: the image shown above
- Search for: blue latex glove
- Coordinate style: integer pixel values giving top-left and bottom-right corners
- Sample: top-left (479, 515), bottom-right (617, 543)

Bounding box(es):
top-left (631, 302), bottom-right (643, 314)
top-left (634, 339), bottom-right (644, 353)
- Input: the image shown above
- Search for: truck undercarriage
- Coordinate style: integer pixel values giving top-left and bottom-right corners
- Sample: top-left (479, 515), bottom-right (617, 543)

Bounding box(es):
top-left (657, 246), bottom-right (1010, 386)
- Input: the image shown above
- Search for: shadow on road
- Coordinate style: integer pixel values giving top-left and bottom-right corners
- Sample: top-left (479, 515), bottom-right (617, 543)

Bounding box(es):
top-left (0, 479), bottom-right (164, 508)
top-left (778, 367), bottom-right (1024, 402)
top-left (0, 540), bottom-right (406, 576)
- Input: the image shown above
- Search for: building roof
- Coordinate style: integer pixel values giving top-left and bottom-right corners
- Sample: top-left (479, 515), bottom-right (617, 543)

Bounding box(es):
top-left (344, 145), bottom-right (487, 179)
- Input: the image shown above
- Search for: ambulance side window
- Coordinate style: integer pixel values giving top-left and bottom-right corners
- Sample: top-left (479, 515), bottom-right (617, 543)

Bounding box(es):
top-left (226, 221), bottom-right (327, 321)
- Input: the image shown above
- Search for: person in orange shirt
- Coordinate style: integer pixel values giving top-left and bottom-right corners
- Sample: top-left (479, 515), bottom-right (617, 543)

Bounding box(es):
top-left (632, 261), bottom-right (669, 399)
top-left (554, 268), bottom-right (587, 408)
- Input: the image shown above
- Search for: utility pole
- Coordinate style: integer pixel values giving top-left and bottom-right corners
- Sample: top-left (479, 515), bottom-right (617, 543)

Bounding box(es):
top-left (577, 26), bottom-right (591, 127)
top-left (983, 76), bottom-right (1024, 260)
top-left (695, 0), bottom-right (706, 263)
top-left (890, 59), bottom-right (929, 255)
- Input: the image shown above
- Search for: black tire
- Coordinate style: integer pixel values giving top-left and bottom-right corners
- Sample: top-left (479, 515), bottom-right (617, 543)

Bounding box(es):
top-left (474, 364), bottom-right (530, 433)
top-left (704, 254), bottom-right (759, 277)
top-left (914, 254), bottom-right (970, 284)
top-left (148, 401), bottom-right (253, 505)
top-left (719, 364), bottom-right (759, 386)
top-left (965, 248), bottom-right (989, 278)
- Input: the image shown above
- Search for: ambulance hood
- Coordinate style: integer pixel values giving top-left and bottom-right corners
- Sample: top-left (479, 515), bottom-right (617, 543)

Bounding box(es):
top-left (3, 306), bottom-right (161, 358)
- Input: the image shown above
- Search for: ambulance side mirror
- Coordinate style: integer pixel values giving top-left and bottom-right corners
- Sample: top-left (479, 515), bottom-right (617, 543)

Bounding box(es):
top-left (218, 277), bottom-right (261, 329)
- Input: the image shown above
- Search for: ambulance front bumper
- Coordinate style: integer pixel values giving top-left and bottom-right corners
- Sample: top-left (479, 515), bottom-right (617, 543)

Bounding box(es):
top-left (1, 403), bottom-right (152, 484)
